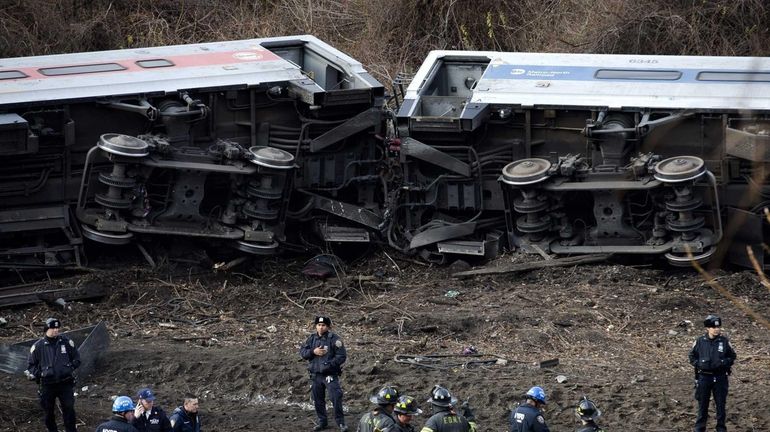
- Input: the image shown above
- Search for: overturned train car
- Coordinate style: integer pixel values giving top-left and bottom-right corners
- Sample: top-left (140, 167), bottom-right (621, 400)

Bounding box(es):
top-left (0, 36), bottom-right (384, 268)
top-left (2, 37), bottom-right (770, 270)
top-left (395, 51), bottom-right (770, 267)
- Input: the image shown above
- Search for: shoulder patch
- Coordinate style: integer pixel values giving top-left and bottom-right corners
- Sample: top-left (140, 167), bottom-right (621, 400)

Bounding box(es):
top-left (170, 419), bottom-right (176, 427)
top-left (537, 415), bottom-right (545, 424)
top-left (335, 339), bottom-right (343, 348)
top-left (68, 339), bottom-right (75, 348)
top-left (30, 344), bottom-right (35, 353)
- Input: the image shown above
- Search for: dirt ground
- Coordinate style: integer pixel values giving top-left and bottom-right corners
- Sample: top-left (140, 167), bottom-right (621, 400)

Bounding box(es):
top-left (1, 250), bottom-right (770, 432)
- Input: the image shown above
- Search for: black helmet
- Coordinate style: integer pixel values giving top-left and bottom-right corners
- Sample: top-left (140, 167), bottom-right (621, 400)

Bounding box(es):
top-left (427, 385), bottom-right (457, 408)
top-left (44, 318), bottom-right (61, 330)
top-left (394, 395), bottom-right (423, 415)
top-left (575, 396), bottom-right (601, 420)
top-left (369, 386), bottom-right (399, 405)
top-left (703, 315), bottom-right (721, 328)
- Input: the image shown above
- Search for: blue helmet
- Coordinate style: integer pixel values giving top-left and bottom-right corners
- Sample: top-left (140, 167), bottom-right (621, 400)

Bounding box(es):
top-left (112, 396), bottom-right (135, 413)
top-left (526, 386), bottom-right (547, 404)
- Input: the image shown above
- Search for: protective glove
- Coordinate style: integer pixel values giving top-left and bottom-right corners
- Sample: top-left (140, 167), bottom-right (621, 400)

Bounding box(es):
top-left (461, 400), bottom-right (475, 421)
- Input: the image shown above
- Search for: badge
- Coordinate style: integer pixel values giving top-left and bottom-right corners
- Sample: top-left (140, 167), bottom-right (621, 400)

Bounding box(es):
top-left (335, 340), bottom-right (343, 348)
top-left (61, 345), bottom-right (67, 354)
top-left (30, 345), bottom-right (35, 353)
top-left (718, 342), bottom-right (724, 352)
top-left (537, 415), bottom-right (545, 424)
top-left (68, 339), bottom-right (75, 347)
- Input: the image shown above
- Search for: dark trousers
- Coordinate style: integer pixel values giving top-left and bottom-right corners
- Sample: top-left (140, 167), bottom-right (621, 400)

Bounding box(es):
top-left (39, 380), bottom-right (77, 432)
top-left (311, 374), bottom-right (344, 427)
top-left (694, 373), bottom-right (728, 432)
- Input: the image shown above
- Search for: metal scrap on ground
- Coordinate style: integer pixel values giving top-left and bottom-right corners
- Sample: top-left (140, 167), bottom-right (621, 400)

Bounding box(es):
top-left (451, 254), bottom-right (613, 278)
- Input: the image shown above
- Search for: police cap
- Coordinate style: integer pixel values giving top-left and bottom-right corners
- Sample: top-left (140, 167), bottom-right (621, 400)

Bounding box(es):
top-left (314, 316), bottom-right (332, 326)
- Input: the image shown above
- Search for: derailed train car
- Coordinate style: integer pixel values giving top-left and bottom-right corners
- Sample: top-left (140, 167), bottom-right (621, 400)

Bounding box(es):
top-left (2, 36), bottom-right (770, 270)
top-left (396, 51), bottom-right (770, 267)
top-left (0, 35), bottom-right (384, 268)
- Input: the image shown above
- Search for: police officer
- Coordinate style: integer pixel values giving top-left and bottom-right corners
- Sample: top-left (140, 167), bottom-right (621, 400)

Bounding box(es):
top-left (169, 396), bottom-right (201, 432)
top-left (575, 397), bottom-right (604, 432)
top-left (299, 315), bottom-right (348, 431)
top-left (509, 386), bottom-right (550, 432)
top-left (393, 395), bottom-right (423, 432)
top-left (26, 317), bottom-right (81, 432)
top-left (689, 314), bottom-right (736, 432)
top-left (420, 385), bottom-right (477, 432)
top-left (96, 396), bottom-right (140, 432)
top-left (358, 386), bottom-right (400, 432)
top-left (132, 387), bottom-right (172, 432)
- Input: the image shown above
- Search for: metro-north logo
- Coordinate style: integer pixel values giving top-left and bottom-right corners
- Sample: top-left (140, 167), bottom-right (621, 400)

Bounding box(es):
top-left (510, 68), bottom-right (526, 75)
top-left (233, 52), bottom-right (263, 61)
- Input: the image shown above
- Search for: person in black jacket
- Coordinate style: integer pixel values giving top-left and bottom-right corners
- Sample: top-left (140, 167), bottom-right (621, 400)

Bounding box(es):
top-left (420, 385), bottom-right (477, 432)
top-left (96, 396), bottom-right (139, 432)
top-left (132, 388), bottom-right (172, 432)
top-left (510, 386), bottom-right (549, 432)
top-left (26, 317), bottom-right (81, 432)
top-left (169, 396), bottom-right (201, 432)
top-left (574, 396), bottom-right (604, 432)
top-left (299, 315), bottom-right (348, 431)
top-left (689, 314), bottom-right (736, 432)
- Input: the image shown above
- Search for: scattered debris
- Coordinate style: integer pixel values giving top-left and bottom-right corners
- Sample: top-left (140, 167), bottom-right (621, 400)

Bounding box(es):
top-left (539, 358), bottom-right (560, 368)
top-left (302, 255), bottom-right (342, 279)
top-left (452, 254), bottom-right (612, 277)
top-left (445, 290), bottom-right (460, 298)
top-left (556, 375), bottom-right (568, 383)
top-left (394, 353), bottom-right (509, 370)
top-left (462, 346), bottom-right (478, 355)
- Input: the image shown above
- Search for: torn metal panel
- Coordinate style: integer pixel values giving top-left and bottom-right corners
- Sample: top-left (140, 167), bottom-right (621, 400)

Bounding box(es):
top-left (310, 107), bottom-right (381, 152)
top-left (0, 321), bottom-right (109, 381)
top-left (303, 191), bottom-right (382, 230)
top-left (409, 222), bottom-right (476, 249)
top-left (401, 137), bottom-right (471, 177)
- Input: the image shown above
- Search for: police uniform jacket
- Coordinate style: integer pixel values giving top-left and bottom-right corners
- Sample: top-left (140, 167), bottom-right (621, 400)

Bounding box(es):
top-left (358, 408), bottom-right (397, 432)
top-left (420, 409), bottom-right (476, 432)
top-left (509, 404), bottom-right (550, 432)
top-left (27, 335), bottom-right (81, 384)
top-left (133, 406), bottom-right (172, 432)
top-left (96, 415), bottom-right (140, 432)
top-left (688, 334), bottom-right (736, 375)
top-left (299, 331), bottom-right (347, 376)
top-left (169, 406), bottom-right (201, 432)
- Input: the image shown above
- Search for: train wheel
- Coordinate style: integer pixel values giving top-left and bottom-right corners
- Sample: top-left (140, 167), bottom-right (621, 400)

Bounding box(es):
top-left (97, 133), bottom-right (150, 157)
top-left (232, 240), bottom-right (279, 255)
top-left (82, 225), bottom-right (134, 245)
top-left (664, 246), bottom-right (716, 267)
top-left (653, 156), bottom-right (706, 183)
top-left (501, 158), bottom-right (552, 185)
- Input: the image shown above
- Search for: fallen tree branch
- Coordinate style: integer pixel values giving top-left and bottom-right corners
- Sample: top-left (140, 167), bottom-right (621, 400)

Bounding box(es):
top-left (452, 254), bottom-right (612, 277)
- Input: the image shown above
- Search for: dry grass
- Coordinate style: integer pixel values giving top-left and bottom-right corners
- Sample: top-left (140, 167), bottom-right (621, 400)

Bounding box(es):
top-left (1, 0), bottom-right (768, 84)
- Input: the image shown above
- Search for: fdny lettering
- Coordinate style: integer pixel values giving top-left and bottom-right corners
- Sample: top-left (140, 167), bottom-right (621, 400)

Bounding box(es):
top-left (443, 416), bottom-right (461, 424)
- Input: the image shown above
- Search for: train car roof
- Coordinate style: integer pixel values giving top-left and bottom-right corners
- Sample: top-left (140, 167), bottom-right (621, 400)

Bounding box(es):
top-left (408, 50), bottom-right (770, 111)
top-left (0, 35), bottom-right (371, 106)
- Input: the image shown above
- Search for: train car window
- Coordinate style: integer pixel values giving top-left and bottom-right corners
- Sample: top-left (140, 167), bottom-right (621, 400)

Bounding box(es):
top-left (0, 70), bottom-right (27, 80)
top-left (38, 63), bottom-right (126, 76)
top-left (697, 71), bottom-right (770, 82)
top-left (595, 69), bottom-right (682, 80)
top-left (136, 59), bottom-right (175, 68)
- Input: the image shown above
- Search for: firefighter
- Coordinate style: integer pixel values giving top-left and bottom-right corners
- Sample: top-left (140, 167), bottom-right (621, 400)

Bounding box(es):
top-left (393, 395), bottom-right (423, 432)
top-left (575, 397), bottom-right (604, 432)
top-left (357, 386), bottom-right (399, 432)
top-left (509, 386), bottom-right (550, 432)
top-left (420, 385), bottom-right (476, 432)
